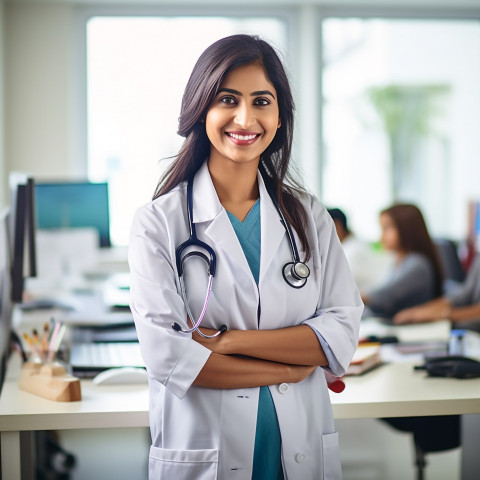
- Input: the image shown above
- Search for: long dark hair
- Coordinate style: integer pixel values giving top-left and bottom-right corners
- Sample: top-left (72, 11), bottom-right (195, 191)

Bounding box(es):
top-left (153, 34), bottom-right (311, 260)
top-left (381, 204), bottom-right (444, 296)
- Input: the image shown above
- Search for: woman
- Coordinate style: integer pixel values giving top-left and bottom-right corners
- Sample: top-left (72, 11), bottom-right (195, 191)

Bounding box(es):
top-left (129, 34), bottom-right (362, 480)
top-left (362, 204), bottom-right (444, 318)
top-left (394, 253), bottom-right (480, 328)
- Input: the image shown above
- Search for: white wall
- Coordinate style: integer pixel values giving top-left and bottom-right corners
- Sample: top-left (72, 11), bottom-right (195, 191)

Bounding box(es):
top-left (5, 2), bottom-right (84, 185)
top-left (0, 0), bottom-right (5, 207)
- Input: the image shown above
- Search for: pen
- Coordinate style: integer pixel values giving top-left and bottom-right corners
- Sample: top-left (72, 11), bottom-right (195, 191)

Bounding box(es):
top-left (47, 322), bottom-right (61, 363)
top-left (41, 322), bottom-right (50, 354)
top-left (22, 332), bottom-right (33, 349)
top-left (32, 329), bottom-right (40, 348)
top-left (47, 323), bottom-right (66, 363)
top-left (23, 332), bottom-right (41, 360)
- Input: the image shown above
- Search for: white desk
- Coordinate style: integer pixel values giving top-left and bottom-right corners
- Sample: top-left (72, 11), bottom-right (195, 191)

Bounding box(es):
top-left (2, 319), bottom-right (480, 479)
top-left (334, 360), bottom-right (480, 419)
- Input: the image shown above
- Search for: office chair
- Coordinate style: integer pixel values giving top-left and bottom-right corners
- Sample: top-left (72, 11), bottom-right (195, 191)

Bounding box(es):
top-left (433, 238), bottom-right (466, 285)
top-left (382, 415), bottom-right (460, 480)
top-left (36, 431), bottom-right (77, 480)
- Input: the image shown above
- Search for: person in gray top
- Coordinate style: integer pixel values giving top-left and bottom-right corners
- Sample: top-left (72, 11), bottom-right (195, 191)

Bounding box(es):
top-left (394, 254), bottom-right (480, 328)
top-left (362, 204), bottom-right (444, 318)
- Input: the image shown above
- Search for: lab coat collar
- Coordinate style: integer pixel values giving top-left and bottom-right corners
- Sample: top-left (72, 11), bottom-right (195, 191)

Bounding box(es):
top-left (191, 161), bottom-right (223, 224)
top-left (192, 161), bottom-right (286, 285)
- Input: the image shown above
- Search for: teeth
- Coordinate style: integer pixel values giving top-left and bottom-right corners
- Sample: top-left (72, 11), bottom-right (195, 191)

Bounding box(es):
top-left (228, 133), bottom-right (257, 141)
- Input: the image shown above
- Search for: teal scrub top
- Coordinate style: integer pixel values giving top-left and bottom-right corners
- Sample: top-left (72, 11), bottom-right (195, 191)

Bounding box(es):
top-left (226, 200), bottom-right (284, 480)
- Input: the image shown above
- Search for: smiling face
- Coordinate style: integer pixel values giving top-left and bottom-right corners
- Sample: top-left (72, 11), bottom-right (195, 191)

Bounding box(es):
top-left (205, 63), bottom-right (281, 170)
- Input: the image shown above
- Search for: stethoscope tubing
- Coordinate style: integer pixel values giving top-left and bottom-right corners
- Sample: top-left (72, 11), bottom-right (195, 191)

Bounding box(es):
top-left (173, 274), bottom-right (221, 338)
top-left (258, 164), bottom-right (302, 265)
top-left (172, 165), bottom-right (310, 335)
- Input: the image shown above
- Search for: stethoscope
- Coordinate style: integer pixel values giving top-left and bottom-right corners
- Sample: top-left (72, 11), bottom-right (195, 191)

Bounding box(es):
top-left (171, 165), bottom-right (310, 337)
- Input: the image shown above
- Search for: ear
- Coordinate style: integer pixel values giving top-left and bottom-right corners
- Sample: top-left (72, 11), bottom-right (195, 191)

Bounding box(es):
top-left (277, 117), bottom-right (282, 129)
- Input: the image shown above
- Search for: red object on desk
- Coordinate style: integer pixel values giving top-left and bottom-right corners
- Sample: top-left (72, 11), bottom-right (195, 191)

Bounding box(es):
top-left (325, 370), bottom-right (346, 393)
top-left (327, 379), bottom-right (346, 393)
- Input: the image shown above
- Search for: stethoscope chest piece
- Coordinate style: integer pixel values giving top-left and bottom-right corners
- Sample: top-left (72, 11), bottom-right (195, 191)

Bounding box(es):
top-left (283, 261), bottom-right (310, 288)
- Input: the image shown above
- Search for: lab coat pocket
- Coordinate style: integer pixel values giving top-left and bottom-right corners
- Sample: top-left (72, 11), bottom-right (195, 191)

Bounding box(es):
top-left (149, 445), bottom-right (218, 480)
top-left (322, 432), bottom-right (343, 480)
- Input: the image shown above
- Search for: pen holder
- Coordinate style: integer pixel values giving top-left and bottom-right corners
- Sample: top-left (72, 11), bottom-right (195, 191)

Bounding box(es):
top-left (19, 362), bottom-right (82, 402)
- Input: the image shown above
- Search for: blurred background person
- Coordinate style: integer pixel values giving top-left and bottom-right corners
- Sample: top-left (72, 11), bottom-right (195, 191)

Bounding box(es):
top-left (361, 203), bottom-right (444, 319)
top-left (328, 207), bottom-right (392, 292)
top-left (394, 253), bottom-right (480, 331)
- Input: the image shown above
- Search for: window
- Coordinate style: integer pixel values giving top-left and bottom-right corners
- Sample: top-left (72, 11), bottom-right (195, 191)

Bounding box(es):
top-left (322, 18), bottom-right (480, 242)
top-left (87, 16), bottom-right (287, 246)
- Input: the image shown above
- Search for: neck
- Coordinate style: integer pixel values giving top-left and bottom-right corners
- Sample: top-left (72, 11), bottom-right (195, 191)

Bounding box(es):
top-left (208, 159), bottom-right (259, 205)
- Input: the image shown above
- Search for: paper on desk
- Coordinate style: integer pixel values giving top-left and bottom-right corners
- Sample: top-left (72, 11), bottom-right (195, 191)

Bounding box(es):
top-left (360, 317), bottom-right (450, 343)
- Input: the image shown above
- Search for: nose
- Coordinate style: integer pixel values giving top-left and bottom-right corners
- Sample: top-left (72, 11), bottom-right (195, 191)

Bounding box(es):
top-left (234, 102), bottom-right (255, 129)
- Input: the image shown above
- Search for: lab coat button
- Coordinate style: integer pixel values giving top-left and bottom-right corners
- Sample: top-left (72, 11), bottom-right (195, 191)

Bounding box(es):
top-left (278, 383), bottom-right (289, 394)
top-left (295, 452), bottom-right (306, 463)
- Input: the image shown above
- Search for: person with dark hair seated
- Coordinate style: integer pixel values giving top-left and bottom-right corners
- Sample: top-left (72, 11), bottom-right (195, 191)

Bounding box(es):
top-left (362, 204), bottom-right (444, 318)
top-left (394, 254), bottom-right (480, 330)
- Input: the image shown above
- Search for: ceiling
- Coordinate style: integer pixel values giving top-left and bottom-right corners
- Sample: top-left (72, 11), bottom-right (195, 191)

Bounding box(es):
top-left (4, 0), bottom-right (480, 8)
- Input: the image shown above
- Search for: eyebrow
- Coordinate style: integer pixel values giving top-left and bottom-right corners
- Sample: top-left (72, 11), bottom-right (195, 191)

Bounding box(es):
top-left (218, 87), bottom-right (276, 99)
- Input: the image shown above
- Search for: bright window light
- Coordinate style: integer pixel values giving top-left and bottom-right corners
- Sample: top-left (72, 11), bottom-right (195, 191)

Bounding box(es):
top-left (322, 19), bottom-right (480, 243)
top-left (87, 16), bottom-right (287, 246)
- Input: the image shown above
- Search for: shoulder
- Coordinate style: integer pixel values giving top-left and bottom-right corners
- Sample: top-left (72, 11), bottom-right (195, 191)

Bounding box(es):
top-left (401, 252), bottom-right (433, 275)
top-left (292, 191), bottom-right (339, 250)
top-left (296, 191), bottom-right (330, 222)
top-left (404, 252), bottom-right (430, 266)
top-left (131, 183), bottom-right (186, 234)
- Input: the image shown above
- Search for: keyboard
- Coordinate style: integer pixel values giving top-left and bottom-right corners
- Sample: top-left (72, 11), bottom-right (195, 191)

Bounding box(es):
top-left (70, 342), bottom-right (144, 377)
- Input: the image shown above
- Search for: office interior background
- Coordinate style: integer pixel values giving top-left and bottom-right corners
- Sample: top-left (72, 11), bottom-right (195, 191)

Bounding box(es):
top-left (1, 0), bottom-right (480, 479)
top-left (1, 0), bottom-right (480, 249)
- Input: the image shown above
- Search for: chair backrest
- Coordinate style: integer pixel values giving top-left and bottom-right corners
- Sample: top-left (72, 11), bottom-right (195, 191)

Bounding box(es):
top-left (433, 238), bottom-right (466, 283)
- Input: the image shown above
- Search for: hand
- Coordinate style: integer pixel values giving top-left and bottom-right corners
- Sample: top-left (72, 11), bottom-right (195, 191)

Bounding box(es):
top-left (394, 300), bottom-right (451, 325)
top-left (393, 308), bottom-right (420, 324)
top-left (192, 327), bottom-right (230, 354)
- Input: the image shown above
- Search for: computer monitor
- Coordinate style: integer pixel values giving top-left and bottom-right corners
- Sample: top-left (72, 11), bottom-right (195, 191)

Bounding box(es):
top-left (0, 208), bottom-right (13, 388)
top-left (34, 182), bottom-right (111, 248)
top-left (9, 173), bottom-right (37, 303)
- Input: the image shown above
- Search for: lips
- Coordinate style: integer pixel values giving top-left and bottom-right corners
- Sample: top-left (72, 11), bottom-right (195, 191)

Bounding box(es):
top-left (226, 131), bottom-right (260, 145)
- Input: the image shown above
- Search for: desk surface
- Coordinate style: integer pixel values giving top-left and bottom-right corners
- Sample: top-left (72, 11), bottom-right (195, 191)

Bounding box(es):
top-left (2, 354), bottom-right (480, 433)
top-left (2, 317), bottom-right (480, 433)
top-left (0, 357), bottom-right (149, 432)
top-left (335, 360), bottom-right (480, 418)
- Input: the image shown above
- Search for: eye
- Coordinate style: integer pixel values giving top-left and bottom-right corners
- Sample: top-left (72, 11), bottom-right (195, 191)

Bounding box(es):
top-left (254, 97), bottom-right (271, 106)
top-left (219, 95), bottom-right (237, 105)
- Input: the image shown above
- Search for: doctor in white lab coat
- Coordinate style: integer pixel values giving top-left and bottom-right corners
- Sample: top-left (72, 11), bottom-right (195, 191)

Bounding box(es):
top-left (129, 34), bottom-right (363, 480)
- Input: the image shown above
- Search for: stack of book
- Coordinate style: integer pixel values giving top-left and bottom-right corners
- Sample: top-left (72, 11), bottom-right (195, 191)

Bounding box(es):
top-left (345, 344), bottom-right (382, 376)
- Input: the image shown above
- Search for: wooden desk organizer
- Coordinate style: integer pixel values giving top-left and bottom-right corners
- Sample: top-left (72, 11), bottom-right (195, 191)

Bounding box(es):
top-left (19, 362), bottom-right (82, 402)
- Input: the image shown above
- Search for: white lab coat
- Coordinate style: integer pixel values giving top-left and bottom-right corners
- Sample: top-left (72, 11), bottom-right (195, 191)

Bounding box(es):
top-left (129, 161), bottom-right (363, 480)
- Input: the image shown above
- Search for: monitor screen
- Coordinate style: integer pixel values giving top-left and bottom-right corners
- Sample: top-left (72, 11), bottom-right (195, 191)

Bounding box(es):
top-left (35, 182), bottom-right (111, 248)
top-left (9, 173), bottom-right (37, 303)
